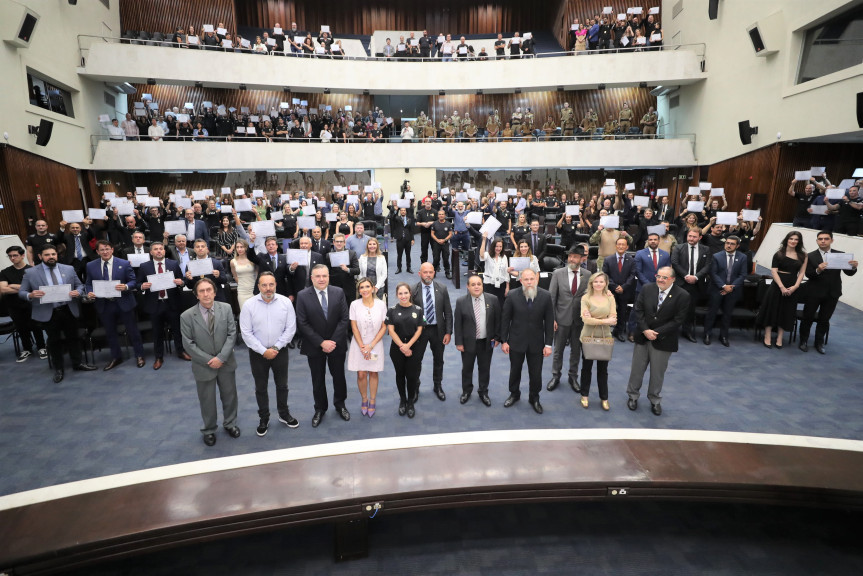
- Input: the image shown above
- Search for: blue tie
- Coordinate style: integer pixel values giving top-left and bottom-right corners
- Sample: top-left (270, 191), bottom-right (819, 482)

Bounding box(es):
top-left (424, 285), bottom-right (435, 324)
top-left (102, 261), bottom-right (109, 281)
top-left (74, 236), bottom-right (83, 259)
top-left (319, 290), bottom-right (328, 318)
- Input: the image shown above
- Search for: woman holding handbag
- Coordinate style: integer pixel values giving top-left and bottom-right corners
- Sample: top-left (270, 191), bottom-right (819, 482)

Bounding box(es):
top-left (579, 272), bottom-right (617, 410)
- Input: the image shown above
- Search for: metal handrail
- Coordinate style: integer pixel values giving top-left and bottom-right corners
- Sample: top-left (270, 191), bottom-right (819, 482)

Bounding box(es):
top-left (78, 33), bottom-right (706, 65)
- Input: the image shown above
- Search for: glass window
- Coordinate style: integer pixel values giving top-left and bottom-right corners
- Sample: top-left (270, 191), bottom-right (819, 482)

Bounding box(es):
top-left (797, 4), bottom-right (863, 84)
top-left (27, 72), bottom-right (75, 118)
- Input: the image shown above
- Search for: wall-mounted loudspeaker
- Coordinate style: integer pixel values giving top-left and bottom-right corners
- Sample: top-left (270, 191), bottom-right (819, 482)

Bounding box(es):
top-left (738, 120), bottom-right (757, 145)
top-left (31, 119), bottom-right (54, 147)
top-left (708, 0), bottom-right (719, 20)
top-left (3, 6), bottom-right (39, 48)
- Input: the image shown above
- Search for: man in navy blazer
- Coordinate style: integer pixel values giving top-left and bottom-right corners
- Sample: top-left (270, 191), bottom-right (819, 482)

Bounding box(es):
top-left (136, 241), bottom-right (188, 369)
top-left (246, 236), bottom-right (292, 298)
top-left (670, 228), bottom-right (713, 342)
top-left (627, 233), bottom-right (670, 341)
top-left (19, 244), bottom-right (97, 382)
top-left (182, 239), bottom-right (229, 303)
top-left (85, 240), bottom-right (146, 369)
top-left (703, 235), bottom-right (748, 346)
top-left (176, 208), bottom-right (211, 244)
top-left (288, 236), bottom-right (325, 300)
top-left (602, 237), bottom-right (637, 341)
top-left (295, 264), bottom-right (351, 428)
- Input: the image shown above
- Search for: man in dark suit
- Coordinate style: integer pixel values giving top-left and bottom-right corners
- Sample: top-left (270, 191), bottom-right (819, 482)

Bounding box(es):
top-left (527, 219), bottom-right (548, 262)
top-left (501, 268), bottom-right (555, 414)
top-left (411, 263), bottom-right (453, 402)
top-left (625, 266), bottom-right (690, 416)
top-left (602, 237), bottom-right (637, 341)
top-left (183, 239), bottom-right (229, 303)
top-left (627, 233), bottom-right (671, 341)
top-left (136, 241), bottom-right (188, 369)
top-left (389, 206), bottom-right (415, 273)
top-left (453, 274), bottom-right (501, 406)
top-left (58, 219), bottom-right (96, 280)
top-left (124, 231), bottom-right (150, 258)
top-left (548, 246), bottom-right (591, 392)
top-left (799, 230), bottom-right (858, 354)
top-left (670, 228), bottom-right (712, 342)
top-left (288, 236), bottom-right (325, 300)
top-left (327, 233), bottom-right (360, 304)
top-left (178, 208), bottom-right (211, 244)
top-left (85, 240), bottom-right (146, 369)
top-left (19, 245), bottom-right (97, 382)
top-left (296, 264), bottom-right (351, 428)
top-left (167, 234), bottom-right (193, 275)
top-left (703, 235), bottom-right (748, 346)
top-left (309, 227), bottom-right (332, 257)
top-left (247, 236), bottom-right (292, 298)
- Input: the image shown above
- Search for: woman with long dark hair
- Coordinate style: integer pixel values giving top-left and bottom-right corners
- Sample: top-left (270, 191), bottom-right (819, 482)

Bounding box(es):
top-left (756, 231), bottom-right (808, 349)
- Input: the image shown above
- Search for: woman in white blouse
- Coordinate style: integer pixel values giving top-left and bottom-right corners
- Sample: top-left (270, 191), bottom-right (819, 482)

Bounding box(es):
top-left (358, 237), bottom-right (388, 300)
top-left (320, 123), bottom-right (332, 143)
top-left (479, 232), bottom-right (509, 310)
top-left (507, 238), bottom-right (540, 289)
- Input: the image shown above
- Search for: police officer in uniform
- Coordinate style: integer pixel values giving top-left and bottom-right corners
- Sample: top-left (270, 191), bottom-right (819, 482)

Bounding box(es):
top-left (561, 103), bottom-right (575, 139)
top-left (26, 220), bottom-right (63, 266)
top-left (486, 110), bottom-right (501, 142)
top-left (430, 209), bottom-right (453, 278)
top-left (541, 116), bottom-right (556, 141)
top-left (463, 117), bottom-right (478, 142)
top-left (603, 114), bottom-right (618, 139)
top-left (640, 106), bottom-right (658, 138)
top-left (618, 102), bottom-right (634, 134)
top-left (415, 197), bottom-right (437, 264)
top-left (522, 108), bottom-right (535, 140)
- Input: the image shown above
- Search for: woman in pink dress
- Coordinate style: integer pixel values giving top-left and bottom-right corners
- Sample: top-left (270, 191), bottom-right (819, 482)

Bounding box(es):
top-left (348, 277), bottom-right (387, 417)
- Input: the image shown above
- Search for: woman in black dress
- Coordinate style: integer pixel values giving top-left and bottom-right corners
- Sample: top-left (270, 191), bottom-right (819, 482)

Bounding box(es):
top-left (757, 231), bottom-right (808, 349)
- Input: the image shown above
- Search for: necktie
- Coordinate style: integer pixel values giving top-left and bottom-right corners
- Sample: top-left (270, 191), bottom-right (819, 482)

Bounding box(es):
top-left (74, 236), bottom-right (83, 259)
top-left (102, 260), bottom-right (109, 281)
top-left (689, 246), bottom-right (695, 276)
top-left (157, 261), bottom-right (167, 298)
top-left (424, 285), bottom-right (435, 324)
top-left (726, 254), bottom-right (733, 284)
top-left (206, 307), bottom-right (215, 334)
top-left (532, 234), bottom-right (537, 253)
top-left (137, 247), bottom-right (143, 254)
top-left (571, 271), bottom-right (578, 295)
top-left (658, 290), bottom-right (666, 308)
top-left (652, 250), bottom-right (658, 269)
top-left (319, 290), bottom-right (328, 318)
top-left (473, 297), bottom-right (482, 338)
top-left (527, 298), bottom-right (534, 309)
top-left (271, 255), bottom-right (277, 269)
top-left (618, 256), bottom-right (623, 274)
top-left (49, 265), bottom-right (60, 285)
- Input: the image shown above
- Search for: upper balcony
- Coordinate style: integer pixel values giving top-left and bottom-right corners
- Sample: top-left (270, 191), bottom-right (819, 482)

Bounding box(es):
top-left (78, 36), bottom-right (707, 95)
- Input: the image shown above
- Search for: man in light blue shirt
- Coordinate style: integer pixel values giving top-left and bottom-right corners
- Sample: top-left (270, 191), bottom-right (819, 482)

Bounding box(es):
top-left (346, 222), bottom-right (370, 255)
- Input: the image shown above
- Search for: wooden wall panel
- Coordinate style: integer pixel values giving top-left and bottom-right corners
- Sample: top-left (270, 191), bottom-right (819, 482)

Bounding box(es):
top-left (120, 0), bottom-right (237, 35)
top-left (429, 87), bottom-right (656, 128)
top-left (129, 84), bottom-right (373, 118)
top-left (0, 147), bottom-right (82, 239)
top-left (553, 0), bottom-right (662, 50)
top-left (236, 0), bottom-right (556, 36)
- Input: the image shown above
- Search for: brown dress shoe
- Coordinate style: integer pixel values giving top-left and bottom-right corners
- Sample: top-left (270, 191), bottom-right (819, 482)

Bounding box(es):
top-left (103, 358), bottom-right (123, 371)
top-left (179, 351), bottom-right (192, 361)
top-left (153, 358), bottom-right (163, 370)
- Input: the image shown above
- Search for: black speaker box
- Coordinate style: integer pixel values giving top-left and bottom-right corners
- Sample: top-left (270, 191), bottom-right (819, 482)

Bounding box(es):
top-left (708, 0), bottom-right (719, 20)
top-left (857, 92), bottom-right (862, 128)
top-left (35, 119), bottom-right (53, 146)
top-left (738, 120), bottom-right (756, 145)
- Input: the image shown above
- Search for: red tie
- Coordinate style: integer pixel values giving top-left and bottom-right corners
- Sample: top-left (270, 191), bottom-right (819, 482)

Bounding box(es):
top-left (618, 256), bottom-right (623, 274)
top-left (571, 271), bottom-right (578, 295)
top-left (157, 261), bottom-right (167, 298)
top-left (652, 250), bottom-right (658, 269)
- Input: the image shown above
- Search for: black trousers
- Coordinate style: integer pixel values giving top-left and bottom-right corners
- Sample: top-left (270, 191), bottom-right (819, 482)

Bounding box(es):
top-left (396, 238), bottom-right (412, 269)
top-left (431, 240), bottom-right (450, 272)
top-left (99, 301), bottom-right (145, 359)
top-left (307, 351), bottom-right (347, 412)
top-left (704, 288), bottom-right (741, 338)
top-left (580, 357), bottom-right (609, 400)
top-left (419, 231), bottom-right (431, 263)
top-left (679, 282), bottom-right (704, 334)
top-left (8, 305), bottom-right (45, 351)
top-left (390, 343), bottom-right (421, 401)
top-left (149, 299), bottom-right (183, 358)
top-left (249, 348), bottom-right (290, 420)
top-left (836, 219), bottom-right (861, 236)
top-left (461, 338), bottom-right (493, 394)
top-left (485, 284), bottom-right (506, 312)
top-left (417, 326), bottom-right (446, 387)
top-left (800, 293), bottom-right (838, 346)
top-left (611, 289), bottom-right (633, 336)
top-left (40, 305), bottom-right (83, 369)
top-left (507, 348), bottom-right (543, 402)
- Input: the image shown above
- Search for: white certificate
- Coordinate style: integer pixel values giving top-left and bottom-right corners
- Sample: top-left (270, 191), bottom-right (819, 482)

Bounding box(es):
top-left (192, 191), bottom-right (206, 200)
top-left (565, 205), bottom-right (580, 216)
top-left (716, 212), bottom-right (738, 225)
top-left (114, 201), bottom-right (135, 216)
top-left (493, 186), bottom-right (503, 194)
top-left (404, 192), bottom-right (415, 200)
top-left (649, 7), bottom-right (660, 14)
top-left (809, 205), bottom-right (828, 215)
top-left (145, 197), bottom-right (161, 207)
top-left (128, 253), bottom-right (150, 268)
top-left (465, 211), bottom-right (484, 225)
top-left (600, 215), bottom-right (620, 229)
top-left (839, 179), bottom-right (856, 189)
top-left (620, 36), bottom-right (630, 47)
top-left (147, 272), bottom-right (177, 291)
top-left (89, 208), bottom-right (107, 220)
top-left (92, 279), bottom-right (119, 298)
top-left (164, 220), bottom-right (187, 236)
top-left (604, 179), bottom-right (615, 186)
top-left (633, 196), bottom-right (650, 207)
top-left (455, 193), bottom-right (468, 202)
top-left (650, 33), bottom-right (662, 42)
top-left (251, 220), bottom-right (276, 239)
top-left (175, 198), bottom-right (192, 210)
top-left (397, 199), bottom-right (411, 209)
top-left (364, 185), bottom-right (374, 193)
top-left (40, 284), bottom-right (72, 304)
top-left (826, 189), bottom-right (846, 200)
top-left (349, 185), bottom-right (359, 192)
top-left (273, 27), bottom-right (282, 35)
top-left (270, 211), bottom-right (283, 221)
top-left (325, 212), bottom-right (338, 222)
top-left (603, 7), bottom-right (613, 15)
top-left (687, 201), bottom-right (705, 212)
top-left (217, 27), bottom-right (227, 35)
top-left (741, 209), bottom-right (761, 222)
top-left (62, 210), bottom-right (85, 223)
top-left (187, 258), bottom-right (214, 277)
top-left (347, 194), bottom-right (360, 204)
top-left (220, 205), bottom-right (234, 214)
top-left (479, 216), bottom-right (502, 237)
top-left (510, 257), bottom-right (530, 271)
top-left (203, 24), bottom-right (214, 33)
top-left (647, 224), bottom-right (667, 237)
top-left (496, 193), bottom-right (508, 203)
top-left (688, 186), bottom-right (701, 195)
top-left (286, 249), bottom-right (309, 266)
top-left (601, 186), bottom-right (616, 196)
top-left (411, 39), bottom-right (419, 46)
top-left (710, 188), bottom-right (725, 197)
top-left (290, 200), bottom-right (300, 208)
top-left (699, 182), bottom-right (712, 190)
top-left (656, 189), bottom-right (668, 197)
top-left (823, 253), bottom-right (854, 270)
top-left (297, 216), bottom-right (316, 230)
top-left (328, 251), bottom-right (350, 267)
top-left (234, 199), bottom-right (254, 212)
top-left (795, 170), bottom-right (812, 181)
top-left (636, 37), bottom-right (646, 45)
top-left (321, 25), bottom-right (330, 33)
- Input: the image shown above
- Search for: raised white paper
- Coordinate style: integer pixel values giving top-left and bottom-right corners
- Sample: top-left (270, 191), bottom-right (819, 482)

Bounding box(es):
top-left (92, 279), bottom-right (120, 299)
top-left (632, 196), bottom-right (649, 208)
top-left (164, 220), bottom-right (187, 236)
top-left (89, 208), bottom-right (107, 220)
top-left (809, 205), bottom-right (828, 215)
top-left (127, 253), bottom-right (150, 268)
top-left (823, 253), bottom-right (854, 270)
top-left (810, 166), bottom-right (826, 177)
top-left (479, 216), bottom-right (502, 237)
top-left (687, 201), bottom-right (705, 213)
top-left (509, 257), bottom-right (530, 271)
top-left (465, 211), bottom-right (484, 225)
top-left (795, 170), bottom-right (812, 181)
top-left (741, 209), bottom-right (761, 222)
top-left (220, 205), bottom-right (234, 214)
top-left (270, 211), bottom-right (283, 221)
top-left (656, 189), bottom-right (668, 197)
top-left (234, 199), bottom-right (253, 212)
top-left (826, 189), bottom-right (846, 200)
top-left (710, 188), bottom-right (725, 197)
top-left (187, 258), bottom-right (214, 277)
top-left (600, 215), bottom-right (620, 229)
top-left (286, 249), bottom-right (309, 266)
top-left (716, 212), bottom-right (738, 226)
top-left (565, 205), bottom-right (580, 216)
top-left (62, 210), bottom-right (85, 223)
top-left (699, 182), bottom-right (712, 190)
top-left (297, 216), bottom-right (316, 230)
top-left (325, 212), bottom-right (338, 222)
top-left (455, 193), bottom-right (468, 202)
top-left (620, 36), bottom-right (630, 47)
top-left (114, 201), bottom-right (135, 216)
top-left (647, 224), bottom-right (667, 237)
top-left (496, 193), bottom-right (508, 203)
top-left (604, 179), bottom-right (615, 186)
top-left (328, 251), bottom-right (350, 267)
top-left (601, 186), bottom-right (616, 196)
top-left (688, 186), bottom-right (701, 195)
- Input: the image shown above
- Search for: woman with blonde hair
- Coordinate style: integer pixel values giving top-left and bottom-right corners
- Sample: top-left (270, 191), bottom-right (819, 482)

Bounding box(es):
top-left (230, 238), bottom-right (257, 309)
top-left (358, 237), bottom-right (387, 300)
top-left (579, 271), bottom-right (617, 411)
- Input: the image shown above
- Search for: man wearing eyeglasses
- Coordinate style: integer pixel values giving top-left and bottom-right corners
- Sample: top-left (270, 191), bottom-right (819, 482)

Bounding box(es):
top-left (703, 235), bottom-right (747, 347)
top-left (625, 266), bottom-right (689, 416)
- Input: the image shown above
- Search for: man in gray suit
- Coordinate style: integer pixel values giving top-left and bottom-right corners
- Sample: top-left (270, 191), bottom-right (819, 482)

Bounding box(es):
top-left (19, 244), bottom-right (97, 383)
top-left (547, 246), bottom-right (592, 393)
top-left (180, 277), bottom-right (240, 446)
